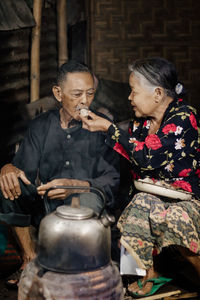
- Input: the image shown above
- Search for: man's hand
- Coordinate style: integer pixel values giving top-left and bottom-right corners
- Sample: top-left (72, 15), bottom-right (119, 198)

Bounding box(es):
top-left (0, 164), bottom-right (31, 200)
top-left (37, 178), bottom-right (90, 200)
top-left (79, 111), bottom-right (112, 132)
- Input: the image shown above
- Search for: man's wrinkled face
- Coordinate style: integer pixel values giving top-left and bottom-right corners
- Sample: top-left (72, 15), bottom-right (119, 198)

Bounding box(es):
top-left (55, 72), bottom-right (95, 121)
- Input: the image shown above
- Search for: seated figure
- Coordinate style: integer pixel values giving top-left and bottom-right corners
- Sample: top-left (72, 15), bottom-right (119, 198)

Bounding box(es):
top-left (80, 57), bottom-right (200, 296)
top-left (0, 60), bottom-right (120, 287)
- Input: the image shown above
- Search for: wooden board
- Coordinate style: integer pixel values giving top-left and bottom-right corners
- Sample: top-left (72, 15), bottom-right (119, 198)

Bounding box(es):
top-left (125, 284), bottom-right (198, 300)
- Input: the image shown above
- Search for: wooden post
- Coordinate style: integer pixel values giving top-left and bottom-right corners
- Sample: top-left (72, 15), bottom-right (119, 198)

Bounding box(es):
top-left (30, 0), bottom-right (42, 102)
top-left (57, 0), bottom-right (68, 67)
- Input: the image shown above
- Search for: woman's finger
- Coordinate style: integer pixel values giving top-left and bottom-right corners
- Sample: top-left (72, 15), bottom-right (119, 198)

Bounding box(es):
top-left (87, 111), bottom-right (97, 118)
top-left (80, 115), bottom-right (99, 131)
top-left (79, 110), bottom-right (96, 119)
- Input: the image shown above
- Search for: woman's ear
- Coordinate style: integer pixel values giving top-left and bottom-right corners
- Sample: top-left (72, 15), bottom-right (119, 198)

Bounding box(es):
top-left (154, 87), bottom-right (164, 103)
top-left (52, 86), bottom-right (62, 102)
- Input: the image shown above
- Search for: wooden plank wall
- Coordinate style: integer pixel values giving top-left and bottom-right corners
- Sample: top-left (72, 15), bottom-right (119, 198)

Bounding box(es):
top-left (0, 1), bottom-right (57, 166)
top-left (89, 0), bottom-right (200, 110)
top-left (0, 2), bottom-right (57, 105)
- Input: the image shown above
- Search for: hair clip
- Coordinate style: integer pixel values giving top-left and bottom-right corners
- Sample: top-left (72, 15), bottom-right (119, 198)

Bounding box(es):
top-left (175, 83), bottom-right (183, 95)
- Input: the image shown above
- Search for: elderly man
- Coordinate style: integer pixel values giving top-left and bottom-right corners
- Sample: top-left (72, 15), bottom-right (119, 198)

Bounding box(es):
top-left (0, 60), bottom-right (120, 287)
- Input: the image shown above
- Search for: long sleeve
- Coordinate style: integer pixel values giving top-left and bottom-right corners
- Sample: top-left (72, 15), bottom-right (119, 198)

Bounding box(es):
top-left (12, 109), bottom-right (120, 207)
top-left (106, 99), bottom-right (200, 197)
top-left (106, 111), bottom-right (198, 171)
top-left (87, 141), bottom-right (120, 209)
top-left (12, 120), bottom-right (45, 183)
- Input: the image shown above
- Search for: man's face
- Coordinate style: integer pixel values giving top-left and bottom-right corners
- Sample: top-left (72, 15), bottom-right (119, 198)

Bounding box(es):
top-left (55, 72), bottom-right (95, 121)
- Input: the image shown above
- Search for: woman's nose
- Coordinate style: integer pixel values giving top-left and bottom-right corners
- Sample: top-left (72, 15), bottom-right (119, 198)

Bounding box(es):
top-left (128, 93), bottom-right (133, 101)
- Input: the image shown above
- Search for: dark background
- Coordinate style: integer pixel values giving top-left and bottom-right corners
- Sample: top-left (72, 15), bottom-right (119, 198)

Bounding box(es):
top-left (0, 0), bottom-right (200, 166)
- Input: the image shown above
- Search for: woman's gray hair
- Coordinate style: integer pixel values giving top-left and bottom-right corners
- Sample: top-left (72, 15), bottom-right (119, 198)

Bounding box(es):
top-left (129, 57), bottom-right (184, 98)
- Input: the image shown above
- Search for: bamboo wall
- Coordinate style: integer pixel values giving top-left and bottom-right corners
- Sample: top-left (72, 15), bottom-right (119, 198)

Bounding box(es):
top-left (89, 0), bottom-right (200, 109)
top-left (0, 2), bottom-right (57, 166)
top-left (0, 3), bottom-right (57, 105)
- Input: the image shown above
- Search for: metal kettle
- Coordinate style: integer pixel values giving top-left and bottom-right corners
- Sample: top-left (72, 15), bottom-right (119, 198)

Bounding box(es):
top-left (37, 186), bottom-right (115, 273)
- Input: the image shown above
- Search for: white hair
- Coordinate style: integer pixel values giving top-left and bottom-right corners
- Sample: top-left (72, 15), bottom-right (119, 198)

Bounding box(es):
top-left (133, 70), bottom-right (157, 93)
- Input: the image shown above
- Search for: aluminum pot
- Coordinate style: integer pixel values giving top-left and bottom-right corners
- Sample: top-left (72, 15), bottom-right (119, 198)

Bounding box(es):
top-left (37, 186), bottom-right (115, 273)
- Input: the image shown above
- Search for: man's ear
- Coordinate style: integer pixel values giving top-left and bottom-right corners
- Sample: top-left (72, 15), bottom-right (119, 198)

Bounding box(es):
top-left (52, 86), bottom-right (62, 102)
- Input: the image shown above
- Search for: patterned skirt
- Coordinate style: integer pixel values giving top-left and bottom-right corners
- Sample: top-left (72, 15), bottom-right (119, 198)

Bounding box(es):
top-left (117, 192), bottom-right (200, 269)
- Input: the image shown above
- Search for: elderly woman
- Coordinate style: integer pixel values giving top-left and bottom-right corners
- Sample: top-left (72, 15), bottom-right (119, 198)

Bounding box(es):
top-left (80, 57), bottom-right (200, 297)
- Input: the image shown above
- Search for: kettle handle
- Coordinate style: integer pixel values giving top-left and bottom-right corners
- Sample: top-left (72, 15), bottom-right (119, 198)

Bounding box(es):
top-left (43, 185), bottom-right (106, 219)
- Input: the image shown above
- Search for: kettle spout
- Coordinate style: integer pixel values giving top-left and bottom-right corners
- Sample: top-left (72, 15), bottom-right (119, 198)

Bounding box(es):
top-left (101, 214), bottom-right (115, 227)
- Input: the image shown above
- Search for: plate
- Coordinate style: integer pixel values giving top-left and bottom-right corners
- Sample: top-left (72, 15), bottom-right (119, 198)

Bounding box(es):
top-left (134, 179), bottom-right (192, 200)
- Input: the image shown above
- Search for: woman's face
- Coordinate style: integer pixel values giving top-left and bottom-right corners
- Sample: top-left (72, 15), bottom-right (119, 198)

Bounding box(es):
top-left (128, 72), bottom-right (158, 118)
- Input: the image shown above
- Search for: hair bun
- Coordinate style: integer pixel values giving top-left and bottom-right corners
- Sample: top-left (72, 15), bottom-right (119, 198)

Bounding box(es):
top-left (175, 83), bottom-right (183, 95)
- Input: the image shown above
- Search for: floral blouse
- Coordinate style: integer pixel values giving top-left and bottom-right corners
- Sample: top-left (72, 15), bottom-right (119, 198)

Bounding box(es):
top-left (106, 98), bottom-right (200, 199)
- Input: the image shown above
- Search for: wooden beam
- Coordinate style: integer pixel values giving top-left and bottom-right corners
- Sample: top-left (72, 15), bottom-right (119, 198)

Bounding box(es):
top-left (57, 0), bottom-right (68, 67)
top-left (130, 289), bottom-right (181, 300)
top-left (30, 0), bottom-right (42, 102)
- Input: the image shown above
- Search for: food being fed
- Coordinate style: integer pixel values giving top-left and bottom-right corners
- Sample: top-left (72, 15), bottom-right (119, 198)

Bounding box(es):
top-left (80, 108), bottom-right (89, 117)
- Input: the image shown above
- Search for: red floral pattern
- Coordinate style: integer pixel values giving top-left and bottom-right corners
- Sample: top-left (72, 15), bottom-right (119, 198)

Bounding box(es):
top-left (145, 135), bottom-right (162, 150)
top-left (189, 113), bottom-right (197, 130)
top-left (162, 123), bottom-right (177, 134)
top-left (178, 168), bottom-right (191, 177)
top-left (109, 98), bottom-right (200, 199)
top-left (195, 169), bottom-right (200, 178)
top-left (134, 141), bottom-right (145, 151)
top-left (113, 142), bottom-right (129, 160)
top-left (130, 170), bottom-right (140, 180)
top-left (143, 120), bottom-right (147, 127)
top-left (190, 241), bottom-right (198, 253)
top-left (172, 180), bottom-right (192, 193)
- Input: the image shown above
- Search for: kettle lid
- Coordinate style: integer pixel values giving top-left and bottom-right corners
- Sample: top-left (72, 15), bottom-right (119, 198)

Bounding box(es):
top-left (56, 205), bottom-right (94, 220)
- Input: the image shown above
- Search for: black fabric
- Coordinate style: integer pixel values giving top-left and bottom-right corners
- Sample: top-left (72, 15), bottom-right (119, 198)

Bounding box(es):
top-left (0, 109), bottom-right (120, 227)
top-left (0, 179), bottom-right (40, 227)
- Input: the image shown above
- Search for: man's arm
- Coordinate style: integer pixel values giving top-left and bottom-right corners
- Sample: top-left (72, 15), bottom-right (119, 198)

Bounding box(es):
top-left (37, 178), bottom-right (90, 199)
top-left (86, 144), bottom-right (120, 210)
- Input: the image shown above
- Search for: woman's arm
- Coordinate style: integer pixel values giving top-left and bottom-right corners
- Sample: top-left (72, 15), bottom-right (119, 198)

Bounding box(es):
top-left (80, 111), bottom-right (112, 132)
top-left (106, 110), bottom-right (199, 173)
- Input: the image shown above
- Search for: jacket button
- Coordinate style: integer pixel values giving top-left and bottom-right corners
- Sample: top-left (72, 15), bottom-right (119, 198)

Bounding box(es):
top-left (67, 134), bottom-right (71, 139)
top-left (65, 161), bottom-right (70, 166)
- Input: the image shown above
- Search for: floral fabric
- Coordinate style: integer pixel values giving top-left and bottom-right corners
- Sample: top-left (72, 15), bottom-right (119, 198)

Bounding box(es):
top-left (106, 99), bottom-right (200, 198)
top-left (105, 98), bottom-right (200, 268)
top-left (118, 192), bottom-right (200, 268)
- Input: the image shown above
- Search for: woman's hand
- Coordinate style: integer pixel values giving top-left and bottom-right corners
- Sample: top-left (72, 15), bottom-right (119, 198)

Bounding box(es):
top-left (0, 163), bottom-right (31, 200)
top-left (37, 178), bottom-right (90, 200)
top-left (80, 111), bottom-right (112, 132)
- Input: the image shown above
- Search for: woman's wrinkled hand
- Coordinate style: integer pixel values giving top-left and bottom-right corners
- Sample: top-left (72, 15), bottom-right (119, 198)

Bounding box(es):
top-left (0, 163), bottom-right (31, 200)
top-left (37, 178), bottom-right (90, 200)
top-left (79, 111), bottom-right (112, 132)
